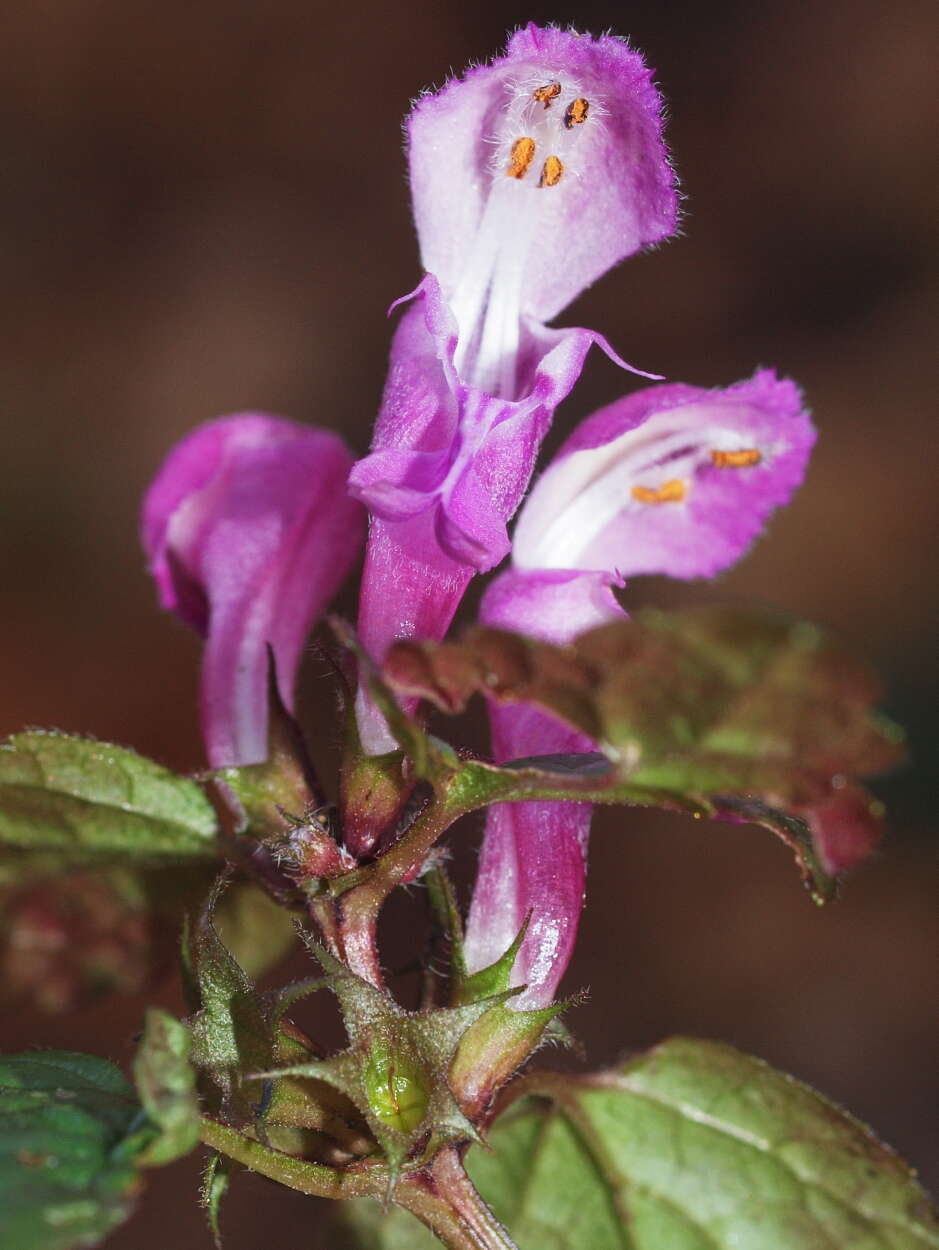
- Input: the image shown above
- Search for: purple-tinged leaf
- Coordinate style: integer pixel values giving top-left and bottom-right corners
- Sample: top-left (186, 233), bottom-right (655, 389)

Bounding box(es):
top-left (383, 606), bottom-right (903, 900)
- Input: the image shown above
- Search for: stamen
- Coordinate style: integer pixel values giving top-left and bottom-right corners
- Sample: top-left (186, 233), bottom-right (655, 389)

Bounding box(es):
top-left (507, 137), bottom-right (536, 179)
top-left (564, 97), bottom-right (590, 128)
top-left (533, 82), bottom-right (562, 108)
top-left (710, 449), bottom-right (762, 468)
top-left (632, 479), bottom-right (687, 504)
top-left (539, 155), bottom-right (564, 188)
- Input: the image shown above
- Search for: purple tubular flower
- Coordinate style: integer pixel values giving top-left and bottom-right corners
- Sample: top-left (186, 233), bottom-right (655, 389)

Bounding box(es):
top-left (464, 371), bottom-right (815, 1005)
top-left (142, 414), bottom-right (364, 768)
top-left (350, 24), bottom-right (678, 751)
top-left (466, 571), bottom-right (624, 1008)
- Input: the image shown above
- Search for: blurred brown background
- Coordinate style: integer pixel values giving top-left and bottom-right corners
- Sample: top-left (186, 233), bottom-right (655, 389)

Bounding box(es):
top-left (1, 0), bottom-right (936, 1245)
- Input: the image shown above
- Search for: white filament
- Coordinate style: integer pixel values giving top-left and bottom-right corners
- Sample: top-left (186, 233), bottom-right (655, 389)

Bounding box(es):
top-left (448, 72), bottom-right (596, 398)
top-left (513, 403), bottom-right (763, 570)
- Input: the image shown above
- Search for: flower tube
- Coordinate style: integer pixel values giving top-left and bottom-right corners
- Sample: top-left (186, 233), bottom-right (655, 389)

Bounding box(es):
top-left (142, 414), bottom-right (364, 768)
top-left (350, 24), bottom-right (679, 752)
top-left (464, 371), bottom-right (816, 1004)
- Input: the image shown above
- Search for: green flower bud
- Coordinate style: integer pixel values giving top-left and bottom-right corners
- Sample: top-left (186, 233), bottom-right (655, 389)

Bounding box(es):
top-left (363, 1041), bottom-right (429, 1134)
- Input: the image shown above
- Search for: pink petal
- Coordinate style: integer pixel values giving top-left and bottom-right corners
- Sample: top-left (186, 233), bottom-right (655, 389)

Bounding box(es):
top-left (142, 414), bottom-right (364, 767)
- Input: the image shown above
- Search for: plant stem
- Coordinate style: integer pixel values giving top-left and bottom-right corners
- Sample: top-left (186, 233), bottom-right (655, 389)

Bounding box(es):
top-left (198, 1116), bottom-right (380, 1199)
top-left (336, 796), bottom-right (460, 986)
top-left (199, 1122), bottom-right (518, 1250)
top-left (394, 1147), bottom-right (519, 1250)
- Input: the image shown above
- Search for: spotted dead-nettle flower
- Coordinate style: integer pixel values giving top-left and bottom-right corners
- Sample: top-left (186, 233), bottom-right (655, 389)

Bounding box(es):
top-left (349, 24), bottom-right (678, 751)
top-left (464, 371), bottom-right (816, 1005)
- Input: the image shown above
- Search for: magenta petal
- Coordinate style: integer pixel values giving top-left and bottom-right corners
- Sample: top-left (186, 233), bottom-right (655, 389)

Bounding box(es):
top-left (465, 697), bottom-right (596, 1009)
top-left (465, 782), bottom-right (591, 1008)
top-left (142, 414), bottom-right (364, 767)
top-left (408, 23), bottom-right (678, 323)
top-left (348, 448), bottom-right (450, 522)
top-left (350, 276), bottom-right (628, 572)
top-left (462, 567), bottom-right (625, 1007)
top-left (480, 567), bottom-right (624, 645)
top-left (354, 512), bottom-right (476, 755)
top-left (513, 370), bottom-right (816, 581)
top-left (352, 278), bottom-right (627, 750)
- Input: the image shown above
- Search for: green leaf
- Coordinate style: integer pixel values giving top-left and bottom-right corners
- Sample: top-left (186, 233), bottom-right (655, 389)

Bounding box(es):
top-left (385, 607), bottom-right (905, 899)
top-left (342, 1037), bottom-right (939, 1250)
top-left (0, 1050), bottom-right (148, 1250)
top-left (0, 732), bottom-right (221, 863)
top-left (186, 874), bottom-right (348, 1154)
top-left (132, 1008), bottom-right (201, 1165)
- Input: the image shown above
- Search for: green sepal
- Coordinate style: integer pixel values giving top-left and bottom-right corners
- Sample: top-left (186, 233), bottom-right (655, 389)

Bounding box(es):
top-left (424, 866), bottom-right (466, 981)
top-left (188, 876), bottom-right (272, 1109)
top-left (331, 617), bottom-right (460, 787)
top-left (185, 876), bottom-right (365, 1156)
top-left (200, 1150), bottom-right (240, 1249)
top-left (262, 934), bottom-right (523, 1179)
top-left (209, 664), bottom-right (356, 894)
top-left (132, 1007), bottom-right (201, 1166)
top-left (340, 748), bottom-right (413, 863)
top-left (452, 914), bottom-right (530, 1007)
top-left (448, 1000), bottom-right (568, 1123)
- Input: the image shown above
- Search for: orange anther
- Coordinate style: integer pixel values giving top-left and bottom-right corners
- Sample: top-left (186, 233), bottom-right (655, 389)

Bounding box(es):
top-left (710, 449), bottom-right (762, 468)
top-left (533, 82), bottom-right (562, 107)
top-left (631, 479), bottom-right (687, 504)
top-left (507, 136), bottom-right (537, 179)
top-left (539, 155), bottom-right (564, 187)
top-left (564, 97), bottom-right (590, 128)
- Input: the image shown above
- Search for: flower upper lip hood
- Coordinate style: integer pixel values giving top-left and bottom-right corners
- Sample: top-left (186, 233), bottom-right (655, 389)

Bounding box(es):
top-left (350, 19), bottom-right (680, 571)
top-left (409, 22), bottom-right (679, 336)
top-left (142, 414), bottom-right (365, 769)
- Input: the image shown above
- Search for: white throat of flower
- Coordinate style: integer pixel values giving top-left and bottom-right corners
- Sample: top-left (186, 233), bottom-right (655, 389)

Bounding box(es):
top-left (448, 72), bottom-right (599, 399)
top-left (512, 403), bottom-right (768, 570)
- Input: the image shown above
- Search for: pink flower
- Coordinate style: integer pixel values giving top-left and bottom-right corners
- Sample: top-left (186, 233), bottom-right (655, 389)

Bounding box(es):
top-left (349, 24), bottom-right (679, 753)
top-left (142, 414), bottom-right (364, 767)
top-left (465, 371), bottom-right (816, 1005)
